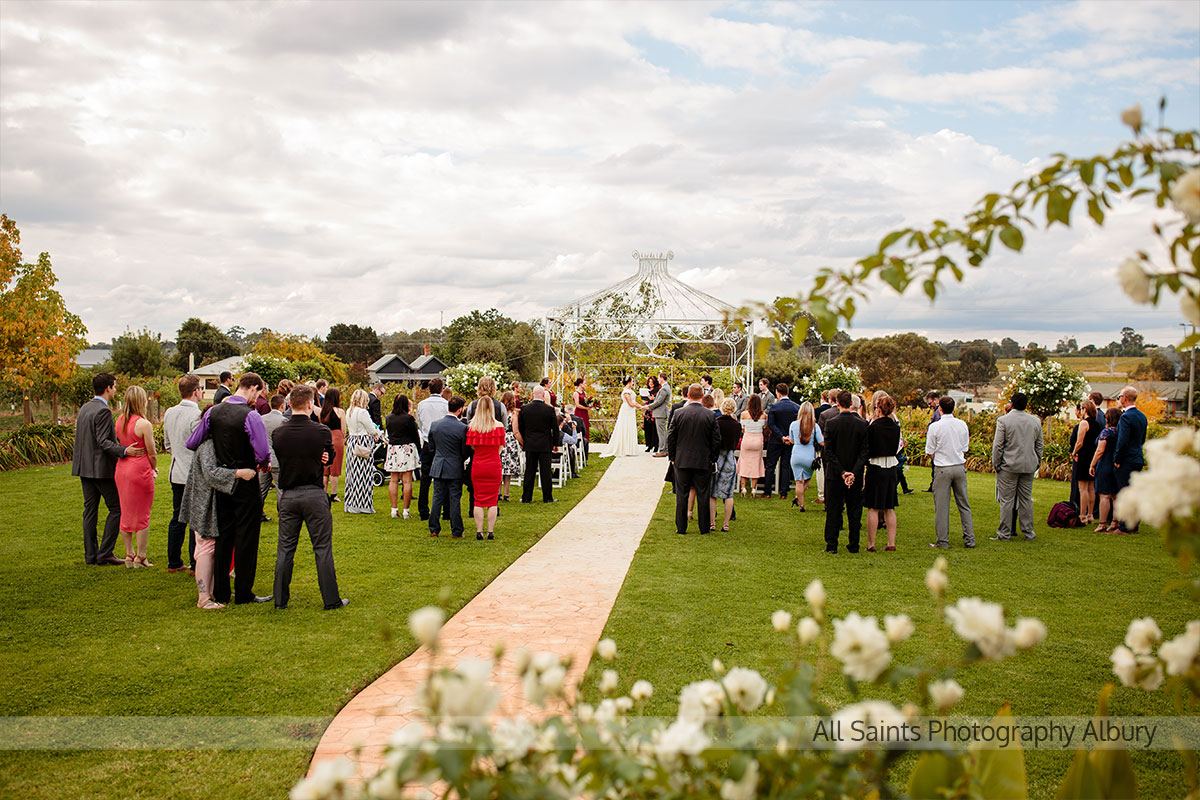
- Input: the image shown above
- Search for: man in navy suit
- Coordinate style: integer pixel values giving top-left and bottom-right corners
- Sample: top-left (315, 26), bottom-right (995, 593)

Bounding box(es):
top-left (1112, 385), bottom-right (1148, 534)
top-left (762, 383), bottom-right (800, 499)
top-left (428, 396), bottom-right (471, 538)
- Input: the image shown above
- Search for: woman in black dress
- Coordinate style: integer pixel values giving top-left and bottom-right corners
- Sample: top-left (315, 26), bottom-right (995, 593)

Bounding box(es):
top-left (1089, 407), bottom-right (1121, 532)
top-left (1071, 398), bottom-right (1102, 526)
top-left (865, 393), bottom-right (902, 552)
top-left (643, 376), bottom-right (660, 452)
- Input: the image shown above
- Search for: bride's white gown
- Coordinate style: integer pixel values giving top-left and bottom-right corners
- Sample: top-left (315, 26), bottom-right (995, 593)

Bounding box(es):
top-left (604, 388), bottom-right (640, 457)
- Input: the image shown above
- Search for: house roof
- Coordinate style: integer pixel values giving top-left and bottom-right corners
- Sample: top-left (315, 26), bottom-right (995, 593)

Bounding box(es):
top-left (367, 354), bottom-right (409, 372)
top-left (192, 355), bottom-right (245, 376)
top-left (1089, 380), bottom-right (1193, 402)
top-left (75, 348), bottom-right (111, 368)
top-left (408, 354), bottom-right (446, 374)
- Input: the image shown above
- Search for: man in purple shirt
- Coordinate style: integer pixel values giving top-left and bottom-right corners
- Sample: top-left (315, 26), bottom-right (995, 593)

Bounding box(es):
top-left (187, 372), bottom-right (273, 605)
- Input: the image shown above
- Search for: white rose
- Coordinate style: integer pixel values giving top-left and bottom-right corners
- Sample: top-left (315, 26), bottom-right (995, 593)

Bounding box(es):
top-left (1117, 258), bottom-right (1152, 305)
top-left (386, 722), bottom-right (425, 760)
top-left (945, 597), bottom-right (1015, 661)
top-left (928, 678), bottom-right (965, 710)
top-left (599, 669), bottom-right (619, 695)
top-left (712, 658), bottom-right (725, 675)
top-left (1124, 617), bottom-right (1163, 655)
top-left (772, 610), bottom-right (793, 632)
top-left (678, 679), bottom-right (725, 724)
top-left (797, 616), bottom-right (821, 645)
top-left (830, 612), bottom-right (892, 682)
top-left (615, 696), bottom-right (634, 714)
top-left (925, 567), bottom-right (949, 598)
top-left (513, 648), bottom-right (532, 675)
top-left (829, 701), bottom-right (906, 751)
top-left (1159, 628), bottom-right (1200, 676)
top-left (491, 718), bottom-right (537, 766)
top-left (1120, 104), bottom-right (1142, 131)
top-left (721, 667), bottom-right (769, 713)
top-left (438, 659), bottom-right (499, 728)
top-left (804, 578), bottom-right (827, 610)
top-left (539, 665), bottom-right (566, 695)
top-left (1170, 167), bottom-right (1200, 224)
top-left (631, 679), bottom-right (654, 701)
top-left (884, 614), bottom-right (915, 644)
top-left (933, 556), bottom-right (948, 573)
top-left (1111, 645), bottom-right (1164, 690)
top-left (408, 606), bottom-right (446, 648)
top-left (366, 770), bottom-right (406, 800)
top-left (720, 759), bottom-right (759, 800)
top-left (1182, 292), bottom-right (1200, 326)
top-left (596, 638), bottom-right (618, 661)
top-left (654, 719), bottom-right (709, 766)
top-left (1013, 617), bottom-right (1048, 649)
top-left (290, 756), bottom-right (355, 800)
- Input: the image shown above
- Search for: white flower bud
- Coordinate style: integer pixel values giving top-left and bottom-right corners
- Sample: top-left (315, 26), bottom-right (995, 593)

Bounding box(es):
top-left (1169, 167), bottom-right (1200, 224)
top-left (1013, 617), bottom-right (1048, 649)
top-left (884, 614), bottom-right (915, 644)
top-left (599, 669), bottom-right (619, 695)
top-left (804, 578), bottom-right (827, 610)
top-left (771, 610), bottom-right (793, 632)
top-left (928, 678), bottom-right (964, 710)
top-left (925, 567), bottom-right (948, 597)
top-left (596, 638), bottom-right (617, 661)
top-left (1119, 103), bottom-right (1143, 132)
top-left (408, 606), bottom-right (446, 648)
top-left (630, 680), bottom-right (654, 701)
top-left (797, 616), bottom-right (821, 645)
top-left (1118, 258), bottom-right (1152, 304)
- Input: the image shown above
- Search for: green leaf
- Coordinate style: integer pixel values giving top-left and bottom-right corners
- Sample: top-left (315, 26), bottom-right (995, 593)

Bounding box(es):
top-left (879, 264), bottom-right (905, 291)
top-left (1055, 748), bottom-right (1102, 800)
top-left (1080, 161), bottom-right (1095, 186)
top-left (1118, 164), bottom-right (1134, 187)
top-left (1087, 198), bottom-right (1105, 225)
top-left (1089, 747), bottom-right (1138, 800)
top-left (970, 704), bottom-right (1028, 800)
top-left (435, 746), bottom-right (466, 782)
top-left (908, 751), bottom-right (964, 799)
top-left (792, 317), bottom-right (810, 348)
top-left (923, 279), bottom-right (937, 301)
top-left (999, 225), bottom-right (1025, 252)
top-left (880, 229), bottom-right (907, 251)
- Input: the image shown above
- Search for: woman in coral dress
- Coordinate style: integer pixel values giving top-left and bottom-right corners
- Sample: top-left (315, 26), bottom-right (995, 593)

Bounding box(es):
top-left (737, 393), bottom-right (766, 496)
top-left (115, 385), bottom-right (158, 567)
top-left (465, 396), bottom-right (507, 540)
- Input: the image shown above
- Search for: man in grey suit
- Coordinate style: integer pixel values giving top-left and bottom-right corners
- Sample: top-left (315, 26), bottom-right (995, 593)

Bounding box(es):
top-left (163, 374), bottom-right (203, 572)
top-left (989, 392), bottom-right (1043, 541)
top-left (428, 396), bottom-right (471, 538)
top-left (72, 372), bottom-right (144, 565)
top-left (646, 372), bottom-right (671, 457)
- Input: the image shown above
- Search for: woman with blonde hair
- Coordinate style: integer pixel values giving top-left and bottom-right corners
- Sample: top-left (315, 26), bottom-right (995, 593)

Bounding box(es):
top-left (787, 401), bottom-right (823, 511)
top-left (499, 391), bottom-right (522, 501)
top-left (466, 395), bottom-right (507, 539)
top-left (342, 388), bottom-right (383, 513)
top-left (709, 398), bottom-right (741, 531)
top-left (115, 385), bottom-right (158, 567)
top-left (1071, 398), bottom-right (1102, 526)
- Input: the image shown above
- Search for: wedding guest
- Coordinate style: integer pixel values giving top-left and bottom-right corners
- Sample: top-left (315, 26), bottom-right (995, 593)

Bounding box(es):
top-left (466, 396), bottom-right (506, 540)
top-left (757, 378), bottom-right (775, 414)
top-left (73, 373), bottom-right (144, 566)
top-left (702, 394), bottom-right (716, 414)
top-left (922, 390), bottom-right (942, 492)
top-left (539, 377), bottom-right (558, 408)
top-left (738, 394), bottom-right (766, 496)
top-left (385, 394), bottom-right (420, 519)
top-left (252, 383), bottom-right (271, 415)
top-left (115, 385), bottom-right (158, 568)
top-left (257, 393), bottom-right (287, 520)
top-left (700, 375), bottom-right (714, 396)
top-left (1113, 386), bottom-right (1148, 534)
top-left (213, 371), bottom-right (233, 404)
top-left (275, 380), bottom-right (295, 417)
top-left (730, 382), bottom-right (749, 416)
top-left (186, 372), bottom-right (273, 605)
top-left (343, 389), bottom-right (383, 514)
top-left (814, 391), bottom-right (839, 506)
top-left (763, 383), bottom-right (799, 499)
top-left (572, 377), bottom-right (594, 438)
top-left (416, 378), bottom-right (450, 521)
top-left (319, 388), bottom-right (345, 503)
top-left (668, 384), bottom-right (721, 535)
top-left (823, 391), bottom-right (869, 554)
top-left (509, 381), bottom-right (524, 408)
top-left (516, 386), bottom-right (560, 503)
top-left (787, 401), bottom-right (823, 511)
top-left (709, 398), bottom-right (741, 531)
top-left (428, 396), bottom-right (470, 538)
top-left (1071, 399), bottom-right (1102, 526)
top-left (367, 383), bottom-right (385, 427)
top-left (314, 379), bottom-right (327, 408)
top-left (814, 390), bottom-right (833, 420)
top-left (865, 393), bottom-right (901, 552)
top-left (646, 373), bottom-right (671, 456)
top-left (500, 391), bottom-right (522, 501)
top-left (163, 375), bottom-right (203, 573)
top-left (1090, 407), bottom-right (1121, 532)
top-left (643, 376), bottom-right (660, 452)
top-left (565, 403), bottom-right (590, 463)
top-left (558, 410), bottom-right (582, 477)
top-left (441, 386), bottom-right (453, 401)
top-left (1086, 390), bottom-right (1106, 520)
top-left (272, 384), bottom-right (347, 610)
top-left (710, 388), bottom-right (726, 416)
top-left (926, 396), bottom-right (974, 549)
top-left (466, 377), bottom-right (508, 425)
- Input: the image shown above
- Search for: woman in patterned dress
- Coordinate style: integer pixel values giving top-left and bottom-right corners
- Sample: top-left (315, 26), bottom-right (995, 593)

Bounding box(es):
top-left (385, 394), bottom-right (420, 519)
top-left (499, 391), bottom-right (522, 501)
top-left (343, 388), bottom-right (383, 514)
top-left (709, 398), bottom-right (741, 532)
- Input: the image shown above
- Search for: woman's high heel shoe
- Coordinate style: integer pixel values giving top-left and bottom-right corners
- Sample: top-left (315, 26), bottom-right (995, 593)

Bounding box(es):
top-left (133, 555), bottom-right (155, 568)
top-left (791, 497), bottom-right (799, 507)
top-left (125, 554), bottom-right (136, 569)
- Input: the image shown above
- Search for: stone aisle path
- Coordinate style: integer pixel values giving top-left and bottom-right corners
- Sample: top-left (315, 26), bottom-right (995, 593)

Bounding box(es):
top-left (308, 451), bottom-right (667, 778)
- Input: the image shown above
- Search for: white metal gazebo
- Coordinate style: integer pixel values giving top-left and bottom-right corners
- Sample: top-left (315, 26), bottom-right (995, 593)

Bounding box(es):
top-left (543, 250), bottom-right (754, 401)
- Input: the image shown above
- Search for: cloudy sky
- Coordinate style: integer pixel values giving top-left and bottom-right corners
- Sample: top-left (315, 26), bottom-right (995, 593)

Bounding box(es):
top-left (2, 0), bottom-right (1197, 347)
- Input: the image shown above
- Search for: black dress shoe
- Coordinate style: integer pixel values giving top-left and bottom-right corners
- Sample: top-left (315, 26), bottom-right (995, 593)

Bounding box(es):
top-left (261, 514), bottom-right (271, 522)
top-left (476, 532), bottom-right (484, 540)
top-left (903, 489), bottom-right (915, 495)
top-left (275, 604), bottom-right (287, 610)
top-left (487, 532), bottom-right (494, 540)
top-left (97, 556), bottom-right (125, 566)
top-left (325, 598), bottom-right (349, 610)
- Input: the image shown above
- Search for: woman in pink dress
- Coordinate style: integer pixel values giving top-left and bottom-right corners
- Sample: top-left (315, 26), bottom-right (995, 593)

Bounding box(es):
top-left (737, 393), bottom-right (766, 497)
top-left (115, 385), bottom-right (158, 567)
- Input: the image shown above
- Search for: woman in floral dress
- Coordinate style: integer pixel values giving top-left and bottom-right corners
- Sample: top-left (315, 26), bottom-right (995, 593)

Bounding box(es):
top-left (499, 391), bottom-right (522, 501)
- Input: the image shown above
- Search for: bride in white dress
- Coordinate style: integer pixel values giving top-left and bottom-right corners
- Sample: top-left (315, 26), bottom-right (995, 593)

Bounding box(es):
top-left (603, 376), bottom-right (643, 457)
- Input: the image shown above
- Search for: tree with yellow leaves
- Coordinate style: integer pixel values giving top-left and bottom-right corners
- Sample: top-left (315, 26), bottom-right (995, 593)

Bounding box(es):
top-left (251, 329), bottom-right (347, 384)
top-left (0, 215), bottom-right (88, 423)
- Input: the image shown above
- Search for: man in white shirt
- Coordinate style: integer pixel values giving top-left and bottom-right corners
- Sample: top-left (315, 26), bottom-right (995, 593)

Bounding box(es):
top-left (163, 375), bottom-right (203, 572)
top-left (926, 396), bottom-right (975, 549)
top-left (416, 377), bottom-right (451, 521)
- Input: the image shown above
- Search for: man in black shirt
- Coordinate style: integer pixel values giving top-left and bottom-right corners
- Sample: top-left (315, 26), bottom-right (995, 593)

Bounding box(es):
top-left (271, 385), bottom-right (347, 610)
top-left (823, 390), bottom-right (869, 554)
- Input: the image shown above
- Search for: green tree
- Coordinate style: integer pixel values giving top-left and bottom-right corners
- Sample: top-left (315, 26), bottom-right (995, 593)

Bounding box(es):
top-left (753, 344), bottom-right (816, 391)
top-left (842, 332), bottom-right (952, 407)
top-left (1119, 326), bottom-right (1146, 356)
top-left (956, 344), bottom-right (999, 396)
top-left (1025, 345), bottom-right (1048, 363)
top-left (440, 309), bottom-right (516, 366)
top-left (1129, 352), bottom-right (1179, 381)
top-left (173, 317), bottom-right (240, 371)
top-left (324, 323), bottom-right (382, 366)
top-left (110, 328), bottom-right (168, 377)
top-left (241, 353), bottom-right (295, 390)
top-left (996, 337), bottom-right (1021, 358)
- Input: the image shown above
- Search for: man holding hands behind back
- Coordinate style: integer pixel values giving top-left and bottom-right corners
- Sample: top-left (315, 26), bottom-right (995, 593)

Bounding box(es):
top-left (667, 384), bottom-right (721, 535)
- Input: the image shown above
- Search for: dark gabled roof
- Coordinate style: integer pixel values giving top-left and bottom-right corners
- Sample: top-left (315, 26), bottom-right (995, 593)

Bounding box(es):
top-left (408, 354), bottom-right (446, 374)
top-left (368, 354), bottom-right (411, 373)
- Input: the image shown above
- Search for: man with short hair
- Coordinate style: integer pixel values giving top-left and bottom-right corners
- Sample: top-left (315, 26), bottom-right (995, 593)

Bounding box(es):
top-left (1113, 386), bottom-right (1148, 534)
top-left (763, 382), bottom-right (800, 499)
top-left (272, 384), bottom-right (347, 609)
top-left (730, 382), bottom-right (748, 416)
top-left (668, 384), bottom-right (721, 535)
top-left (646, 372), bottom-right (671, 457)
top-left (922, 391), bottom-right (942, 492)
top-left (314, 379), bottom-right (328, 408)
top-left (258, 394), bottom-right (288, 508)
top-left (926, 396), bottom-right (975, 549)
top-left (989, 392), bottom-right (1043, 542)
top-left (416, 378), bottom-right (450, 521)
top-left (757, 378), bottom-right (775, 414)
top-left (187, 372), bottom-right (273, 604)
top-left (428, 396), bottom-right (471, 537)
top-left (700, 375), bottom-right (713, 396)
top-left (517, 386), bottom-right (561, 503)
top-left (213, 371), bottom-right (234, 404)
top-left (72, 372), bottom-right (144, 566)
top-left (367, 383), bottom-right (385, 427)
top-left (822, 390), bottom-right (869, 553)
top-left (163, 375), bottom-right (203, 572)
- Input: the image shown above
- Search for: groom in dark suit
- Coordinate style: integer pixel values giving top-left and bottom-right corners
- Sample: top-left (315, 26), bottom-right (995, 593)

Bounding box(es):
top-left (667, 384), bottom-right (721, 535)
top-left (72, 372), bottom-right (144, 565)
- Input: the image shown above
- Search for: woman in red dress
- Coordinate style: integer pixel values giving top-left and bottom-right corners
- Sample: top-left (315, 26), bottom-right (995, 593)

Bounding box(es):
top-left (465, 396), bottom-right (506, 540)
top-left (320, 387), bottom-right (346, 502)
top-left (115, 385), bottom-right (158, 567)
top-left (572, 377), bottom-right (595, 439)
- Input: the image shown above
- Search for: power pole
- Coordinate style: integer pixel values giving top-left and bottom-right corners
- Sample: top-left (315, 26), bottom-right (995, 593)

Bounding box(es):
top-left (1183, 322), bottom-right (1196, 418)
top-left (823, 342), bottom-right (834, 364)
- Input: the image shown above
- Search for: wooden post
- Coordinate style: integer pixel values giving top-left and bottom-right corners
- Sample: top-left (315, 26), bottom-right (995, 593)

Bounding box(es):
top-left (22, 393), bottom-right (33, 425)
top-left (51, 392), bottom-right (59, 425)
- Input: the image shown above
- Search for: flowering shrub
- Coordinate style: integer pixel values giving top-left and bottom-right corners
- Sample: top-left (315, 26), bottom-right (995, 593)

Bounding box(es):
top-left (998, 359), bottom-right (1090, 420)
top-left (291, 561), bottom-right (1067, 800)
top-left (444, 362), bottom-right (506, 399)
top-left (799, 362), bottom-right (862, 402)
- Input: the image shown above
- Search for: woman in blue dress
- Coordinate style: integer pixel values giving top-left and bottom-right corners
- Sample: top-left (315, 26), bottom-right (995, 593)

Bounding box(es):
top-left (787, 402), bottom-right (823, 511)
top-left (1089, 407), bottom-right (1121, 532)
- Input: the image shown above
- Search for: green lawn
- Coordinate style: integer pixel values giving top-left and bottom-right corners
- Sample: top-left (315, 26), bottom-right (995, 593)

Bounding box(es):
top-left (584, 466), bottom-right (1192, 800)
top-left (996, 355), bottom-right (1149, 376)
top-left (0, 456), bottom-right (609, 799)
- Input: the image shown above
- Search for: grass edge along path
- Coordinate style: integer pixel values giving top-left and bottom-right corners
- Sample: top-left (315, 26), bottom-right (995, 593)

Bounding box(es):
top-left (582, 466), bottom-right (1192, 800)
top-left (0, 455), bottom-right (609, 800)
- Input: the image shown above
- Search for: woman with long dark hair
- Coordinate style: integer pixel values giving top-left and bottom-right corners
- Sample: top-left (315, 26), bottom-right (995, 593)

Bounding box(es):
top-left (320, 387), bottom-right (345, 502)
top-left (738, 393), bottom-right (766, 496)
top-left (385, 393), bottom-right (420, 518)
top-left (643, 376), bottom-right (660, 452)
